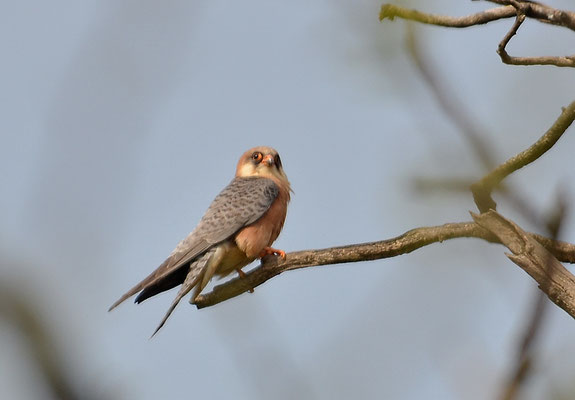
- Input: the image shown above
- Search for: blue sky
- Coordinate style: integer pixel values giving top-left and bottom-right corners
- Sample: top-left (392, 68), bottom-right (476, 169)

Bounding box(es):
top-left (2, 1), bottom-right (575, 399)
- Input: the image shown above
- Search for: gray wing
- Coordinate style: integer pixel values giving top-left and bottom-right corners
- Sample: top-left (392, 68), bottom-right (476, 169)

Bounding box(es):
top-left (109, 177), bottom-right (278, 310)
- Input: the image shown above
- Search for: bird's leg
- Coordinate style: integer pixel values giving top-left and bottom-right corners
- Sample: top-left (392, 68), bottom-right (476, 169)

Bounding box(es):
top-left (236, 268), bottom-right (254, 293)
top-left (259, 246), bottom-right (286, 259)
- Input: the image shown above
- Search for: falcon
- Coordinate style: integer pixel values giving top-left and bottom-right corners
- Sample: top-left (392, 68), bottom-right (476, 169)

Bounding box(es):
top-left (109, 146), bottom-right (291, 335)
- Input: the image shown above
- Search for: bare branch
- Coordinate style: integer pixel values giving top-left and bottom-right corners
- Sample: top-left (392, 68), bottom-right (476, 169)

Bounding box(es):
top-left (497, 12), bottom-right (575, 67)
top-left (380, 0), bottom-right (575, 32)
top-left (380, 1), bottom-right (575, 67)
top-left (379, 4), bottom-right (516, 27)
top-left (486, 0), bottom-right (575, 31)
top-left (498, 13), bottom-right (527, 63)
top-left (471, 101), bottom-right (575, 212)
top-left (473, 211), bottom-right (575, 319)
top-left (500, 53), bottom-right (575, 68)
top-left (498, 197), bottom-right (567, 400)
top-left (193, 221), bottom-right (575, 309)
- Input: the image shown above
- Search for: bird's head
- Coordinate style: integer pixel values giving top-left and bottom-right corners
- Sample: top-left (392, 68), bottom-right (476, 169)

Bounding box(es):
top-left (236, 146), bottom-right (289, 187)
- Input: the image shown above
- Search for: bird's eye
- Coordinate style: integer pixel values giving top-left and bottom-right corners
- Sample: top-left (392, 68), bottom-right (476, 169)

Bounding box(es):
top-left (252, 152), bottom-right (263, 162)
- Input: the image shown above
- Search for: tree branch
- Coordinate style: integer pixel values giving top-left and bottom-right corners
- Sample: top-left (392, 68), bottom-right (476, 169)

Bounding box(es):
top-left (193, 221), bottom-right (575, 309)
top-left (379, 4), bottom-right (516, 27)
top-left (473, 211), bottom-right (575, 319)
top-left (499, 52), bottom-right (575, 68)
top-left (497, 11), bottom-right (575, 67)
top-left (380, 1), bottom-right (575, 67)
top-left (486, 0), bottom-right (575, 31)
top-left (498, 196), bottom-right (566, 400)
top-left (471, 101), bottom-right (575, 212)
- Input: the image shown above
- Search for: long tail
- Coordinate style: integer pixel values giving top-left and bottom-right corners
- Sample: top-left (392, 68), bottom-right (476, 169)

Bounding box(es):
top-left (151, 248), bottom-right (216, 336)
top-left (108, 256), bottom-right (177, 311)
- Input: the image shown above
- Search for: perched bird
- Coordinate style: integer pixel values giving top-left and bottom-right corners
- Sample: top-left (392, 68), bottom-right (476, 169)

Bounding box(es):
top-left (109, 146), bottom-right (291, 335)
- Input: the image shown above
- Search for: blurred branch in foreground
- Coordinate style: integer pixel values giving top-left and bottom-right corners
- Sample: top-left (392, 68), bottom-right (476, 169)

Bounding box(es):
top-left (405, 25), bottom-right (495, 171)
top-left (0, 281), bottom-right (111, 400)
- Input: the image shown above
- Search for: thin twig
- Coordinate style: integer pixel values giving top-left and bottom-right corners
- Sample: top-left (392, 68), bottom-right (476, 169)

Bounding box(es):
top-left (499, 53), bottom-right (575, 67)
top-left (471, 101), bottom-right (575, 212)
top-left (380, 1), bottom-right (575, 67)
top-left (193, 221), bottom-right (575, 309)
top-left (485, 0), bottom-right (575, 31)
top-left (497, 11), bottom-right (575, 67)
top-left (498, 13), bottom-right (527, 63)
top-left (379, 4), bottom-right (516, 27)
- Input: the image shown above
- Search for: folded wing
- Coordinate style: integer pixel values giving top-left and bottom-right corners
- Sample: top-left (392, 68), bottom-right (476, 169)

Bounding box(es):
top-left (108, 177), bottom-right (279, 311)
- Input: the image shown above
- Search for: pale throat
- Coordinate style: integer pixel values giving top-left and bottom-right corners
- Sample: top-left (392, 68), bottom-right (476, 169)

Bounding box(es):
top-left (236, 163), bottom-right (291, 198)
top-left (237, 164), bottom-right (286, 181)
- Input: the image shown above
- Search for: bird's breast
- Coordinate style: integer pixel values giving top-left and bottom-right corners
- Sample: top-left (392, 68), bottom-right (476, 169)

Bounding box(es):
top-left (234, 188), bottom-right (289, 259)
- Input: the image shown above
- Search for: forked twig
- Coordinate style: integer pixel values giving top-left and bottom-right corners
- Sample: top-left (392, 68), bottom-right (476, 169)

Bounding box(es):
top-left (380, 1), bottom-right (575, 67)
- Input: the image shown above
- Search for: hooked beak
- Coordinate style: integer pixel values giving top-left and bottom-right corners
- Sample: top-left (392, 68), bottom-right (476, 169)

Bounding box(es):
top-left (262, 154), bottom-right (274, 166)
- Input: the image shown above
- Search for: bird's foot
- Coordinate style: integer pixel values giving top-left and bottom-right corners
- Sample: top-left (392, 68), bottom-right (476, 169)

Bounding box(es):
top-left (259, 246), bottom-right (286, 260)
top-left (236, 268), bottom-right (254, 293)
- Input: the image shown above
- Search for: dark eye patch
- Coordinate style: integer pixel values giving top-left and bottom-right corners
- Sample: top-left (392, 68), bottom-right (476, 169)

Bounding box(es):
top-left (274, 154), bottom-right (282, 168)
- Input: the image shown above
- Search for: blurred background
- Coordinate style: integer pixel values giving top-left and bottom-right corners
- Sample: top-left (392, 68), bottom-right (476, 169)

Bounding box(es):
top-left (2, 0), bottom-right (575, 399)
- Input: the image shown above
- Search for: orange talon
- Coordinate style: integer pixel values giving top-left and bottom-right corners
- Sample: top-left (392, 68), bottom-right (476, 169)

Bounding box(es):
top-left (236, 268), bottom-right (254, 293)
top-left (259, 246), bottom-right (286, 259)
